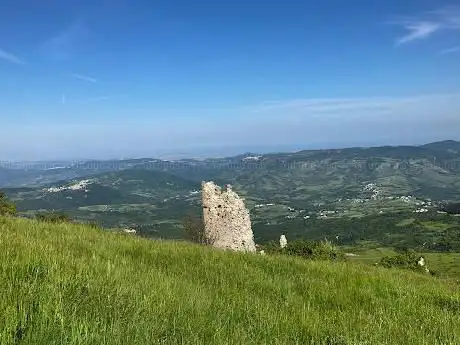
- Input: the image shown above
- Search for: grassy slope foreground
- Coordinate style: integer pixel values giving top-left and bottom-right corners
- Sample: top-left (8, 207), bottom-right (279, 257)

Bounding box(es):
top-left (1, 217), bottom-right (459, 345)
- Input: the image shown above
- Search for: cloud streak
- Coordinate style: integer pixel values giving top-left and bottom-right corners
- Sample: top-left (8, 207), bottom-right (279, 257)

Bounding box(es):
top-left (41, 20), bottom-right (89, 61)
top-left (395, 22), bottom-right (440, 45)
top-left (248, 93), bottom-right (459, 115)
top-left (392, 5), bottom-right (460, 46)
top-left (430, 6), bottom-right (460, 29)
top-left (68, 73), bottom-right (97, 83)
top-left (0, 48), bottom-right (25, 65)
top-left (438, 46), bottom-right (460, 55)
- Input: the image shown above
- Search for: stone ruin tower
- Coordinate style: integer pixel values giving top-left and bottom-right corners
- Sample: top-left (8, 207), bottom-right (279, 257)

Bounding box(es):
top-left (201, 181), bottom-right (256, 252)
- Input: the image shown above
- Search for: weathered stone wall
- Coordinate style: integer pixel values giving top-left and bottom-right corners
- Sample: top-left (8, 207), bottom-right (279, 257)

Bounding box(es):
top-left (201, 181), bottom-right (256, 252)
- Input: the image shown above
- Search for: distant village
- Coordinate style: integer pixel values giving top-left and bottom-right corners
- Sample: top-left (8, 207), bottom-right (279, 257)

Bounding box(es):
top-left (252, 182), bottom-right (442, 220)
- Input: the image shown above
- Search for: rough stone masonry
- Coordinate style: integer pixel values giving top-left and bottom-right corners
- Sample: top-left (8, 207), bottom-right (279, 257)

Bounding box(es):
top-left (201, 181), bottom-right (256, 252)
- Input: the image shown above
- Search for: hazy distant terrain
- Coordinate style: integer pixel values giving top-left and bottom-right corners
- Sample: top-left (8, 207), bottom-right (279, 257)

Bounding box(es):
top-left (2, 140), bottom-right (460, 241)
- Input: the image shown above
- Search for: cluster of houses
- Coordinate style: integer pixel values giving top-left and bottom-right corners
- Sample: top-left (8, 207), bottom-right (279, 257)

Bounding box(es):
top-left (254, 187), bottom-right (439, 221)
top-left (363, 183), bottom-right (380, 200)
top-left (44, 179), bottom-right (92, 193)
top-left (242, 155), bottom-right (263, 162)
top-left (254, 203), bottom-right (275, 208)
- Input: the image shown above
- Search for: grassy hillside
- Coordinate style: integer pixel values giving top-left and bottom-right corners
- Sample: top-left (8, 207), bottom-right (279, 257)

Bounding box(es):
top-left (1, 216), bottom-right (459, 344)
top-left (345, 247), bottom-right (460, 281)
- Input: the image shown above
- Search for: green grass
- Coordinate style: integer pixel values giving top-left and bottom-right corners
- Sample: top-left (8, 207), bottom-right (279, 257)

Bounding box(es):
top-left (1, 216), bottom-right (460, 345)
top-left (424, 252), bottom-right (460, 280)
top-left (396, 218), bottom-right (416, 227)
top-left (348, 247), bottom-right (460, 280)
top-left (421, 221), bottom-right (451, 231)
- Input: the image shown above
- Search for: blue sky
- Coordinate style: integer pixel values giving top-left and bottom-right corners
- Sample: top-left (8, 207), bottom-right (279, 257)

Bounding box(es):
top-left (1, 0), bottom-right (459, 160)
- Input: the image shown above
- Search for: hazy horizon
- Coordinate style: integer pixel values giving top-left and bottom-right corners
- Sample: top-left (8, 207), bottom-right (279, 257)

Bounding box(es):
top-left (1, 137), bottom-right (459, 163)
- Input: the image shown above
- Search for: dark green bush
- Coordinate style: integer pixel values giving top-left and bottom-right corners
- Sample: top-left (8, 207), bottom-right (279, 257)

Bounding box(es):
top-left (183, 214), bottom-right (213, 245)
top-left (35, 211), bottom-right (72, 223)
top-left (0, 191), bottom-right (16, 216)
top-left (263, 239), bottom-right (345, 261)
top-left (285, 239), bottom-right (345, 261)
top-left (379, 249), bottom-right (428, 273)
top-left (261, 240), bottom-right (283, 253)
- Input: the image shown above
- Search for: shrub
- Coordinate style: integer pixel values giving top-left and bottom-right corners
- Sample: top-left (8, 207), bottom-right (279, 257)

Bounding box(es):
top-left (262, 239), bottom-right (345, 261)
top-left (183, 214), bottom-right (214, 245)
top-left (35, 211), bottom-right (72, 223)
top-left (379, 249), bottom-right (428, 273)
top-left (285, 239), bottom-right (345, 261)
top-left (261, 240), bottom-right (283, 254)
top-left (0, 191), bottom-right (16, 216)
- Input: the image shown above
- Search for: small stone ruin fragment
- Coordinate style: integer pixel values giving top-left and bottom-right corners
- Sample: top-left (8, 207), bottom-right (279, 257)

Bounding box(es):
top-left (280, 234), bottom-right (287, 249)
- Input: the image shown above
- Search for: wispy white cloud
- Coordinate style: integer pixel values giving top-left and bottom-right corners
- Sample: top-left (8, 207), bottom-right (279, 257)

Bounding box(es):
top-left (395, 22), bottom-right (440, 45)
top-left (391, 5), bottom-right (460, 46)
top-left (438, 46), bottom-right (460, 55)
top-left (41, 20), bottom-right (89, 61)
top-left (429, 6), bottom-right (460, 29)
top-left (248, 93), bottom-right (459, 114)
top-left (68, 73), bottom-right (97, 83)
top-left (0, 48), bottom-right (25, 65)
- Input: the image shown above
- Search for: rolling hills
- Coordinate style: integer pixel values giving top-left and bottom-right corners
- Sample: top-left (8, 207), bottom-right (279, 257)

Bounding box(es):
top-left (2, 140), bottom-right (460, 240)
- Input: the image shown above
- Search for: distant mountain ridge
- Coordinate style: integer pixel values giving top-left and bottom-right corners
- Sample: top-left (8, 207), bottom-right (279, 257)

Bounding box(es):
top-left (421, 140), bottom-right (460, 153)
top-left (1, 139), bottom-right (460, 238)
top-left (2, 139), bottom-right (460, 217)
top-left (2, 139), bottom-right (459, 166)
